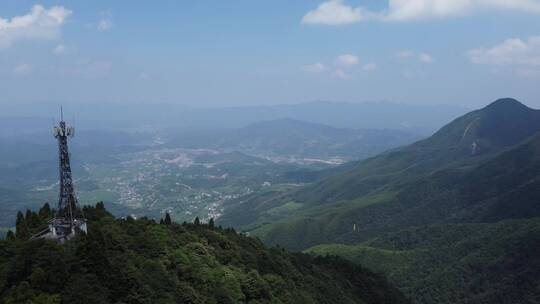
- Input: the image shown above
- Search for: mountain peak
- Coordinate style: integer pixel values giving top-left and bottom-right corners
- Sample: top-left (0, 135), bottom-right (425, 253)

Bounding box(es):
top-left (424, 98), bottom-right (540, 155)
top-left (483, 98), bottom-right (530, 113)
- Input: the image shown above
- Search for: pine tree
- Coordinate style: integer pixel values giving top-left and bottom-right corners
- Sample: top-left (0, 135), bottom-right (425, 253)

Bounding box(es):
top-left (38, 203), bottom-right (51, 219)
top-left (28, 212), bottom-right (41, 230)
top-left (25, 210), bottom-right (32, 222)
top-left (208, 218), bottom-right (215, 228)
top-left (194, 217), bottom-right (200, 226)
top-left (6, 230), bottom-right (15, 241)
top-left (96, 201), bottom-right (105, 210)
top-left (164, 213), bottom-right (172, 225)
top-left (15, 211), bottom-right (29, 240)
top-left (16, 211), bottom-right (24, 227)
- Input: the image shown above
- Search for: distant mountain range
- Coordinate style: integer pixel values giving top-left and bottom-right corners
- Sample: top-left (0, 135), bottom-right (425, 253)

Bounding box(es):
top-left (1, 101), bottom-right (467, 133)
top-left (218, 98), bottom-right (540, 304)
top-left (167, 118), bottom-right (421, 163)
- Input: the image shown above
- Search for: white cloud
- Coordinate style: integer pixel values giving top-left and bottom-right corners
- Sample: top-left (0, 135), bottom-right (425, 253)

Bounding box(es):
top-left (385, 0), bottom-right (540, 21)
top-left (0, 5), bottom-right (71, 49)
top-left (468, 36), bottom-right (540, 66)
top-left (335, 54), bottom-right (359, 67)
top-left (302, 0), bottom-right (372, 25)
top-left (53, 44), bottom-right (65, 55)
top-left (97, 11), bottom-right (112, 31)
top-left (396, 50), bottom-right (415, 59)
top-left (418, 53), bottom-right (434, 63)
top-left (97, 19), bottom-right (112, 31)
top-left (362, 63), bottom-right (378, 72)
top-left (303, 63), bottom-right (327, 73)
top-left (304, 55), bottom-right (373, 78)
top-left (13, 63), bottom-right (32, 75)
top-left (396, 50), bottom-right (435, 63)
top-left (333, 69), bottom-right (349, 79)
top-left (303, 0), bottom-right (540, 24)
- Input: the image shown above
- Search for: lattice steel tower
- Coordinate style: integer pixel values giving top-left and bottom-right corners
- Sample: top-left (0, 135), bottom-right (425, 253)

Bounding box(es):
top-left (55, 107), bottom-right (78, 222)
top-left (32, 108), bottom-right (87, 242)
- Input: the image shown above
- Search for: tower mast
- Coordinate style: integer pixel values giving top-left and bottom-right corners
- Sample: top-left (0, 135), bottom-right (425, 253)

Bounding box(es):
top-left (55, 106), bottom-right (77, 230)
top-left (32, 107), bottom-right (87, 242)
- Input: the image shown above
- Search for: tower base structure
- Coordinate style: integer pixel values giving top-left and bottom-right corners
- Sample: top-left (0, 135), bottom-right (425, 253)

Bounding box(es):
top-left (31, 218), bottom-right (87, 243)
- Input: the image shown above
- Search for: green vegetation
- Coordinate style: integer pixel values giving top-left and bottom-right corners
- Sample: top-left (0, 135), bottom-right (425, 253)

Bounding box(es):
top-left (307, 219), bottom-right (540, 304)
top-left (217, 99), bottom-right (540, 303)
top-left (265, 201), bottom-right (303, 216)
top-left (0, 228), bottom-right (12, 239)
top-left (244, 130), bottom-right (540, 250)
top-left (0, 203), bottom-right (409, 304)
top-left (220, 99), bottom-right (540, 250)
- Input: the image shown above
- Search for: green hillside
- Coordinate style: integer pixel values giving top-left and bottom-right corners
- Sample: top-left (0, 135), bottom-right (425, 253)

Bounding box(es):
top-left (257, 130), bottom-right (540, 250)
top-left (218, 99), bottom-right (540, 250)
top-left (216, 99), bottom-right (540, 303)
top-left (246, 98), bottom-right (540, 210)
top-left (307, 219), bottom-right (540, 304)
top-left (0, 203), bottom-right (409, 304)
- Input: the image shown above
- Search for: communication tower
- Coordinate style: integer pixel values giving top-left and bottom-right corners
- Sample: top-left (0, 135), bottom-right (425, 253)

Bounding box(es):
top-left (32, 107), bottom-right (87, 242)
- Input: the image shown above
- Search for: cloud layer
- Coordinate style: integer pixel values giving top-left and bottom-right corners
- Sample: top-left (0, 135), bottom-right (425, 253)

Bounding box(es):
top-left (335, 54), bottom-right (359, 67)
top-left (302, 0), bottom-right (371, 25)
top-left (13, 63), bottom-right (32, 75)
top-left (468, 36), bottom-right (540, 66)
top-left (0, 5), bottom-right (72, 49)
top-left (302, 0), bottom-right (540, 25)
top-left (303, 63), bottom-right (327, 73)
top-left (97, 11), bottom-right (113, 32)
top-left (396, 50), bottom-right (435, 63)
top-left (304, 54), bottom-right (377, 79)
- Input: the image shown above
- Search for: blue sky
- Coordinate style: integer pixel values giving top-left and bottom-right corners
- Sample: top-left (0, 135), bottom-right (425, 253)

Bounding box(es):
top-left (1, 0), bottom-right (539, 108)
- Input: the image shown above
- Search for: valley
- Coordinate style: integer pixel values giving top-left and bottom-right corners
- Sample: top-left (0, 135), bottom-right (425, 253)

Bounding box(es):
top-left (0, 117), bottom-right (421, 228)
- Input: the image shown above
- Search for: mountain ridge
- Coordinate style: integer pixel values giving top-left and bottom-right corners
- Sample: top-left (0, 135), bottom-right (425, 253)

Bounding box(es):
top-left (217, 98), bottom-right (540, 303)
top-left (218, 98), bottom-right (540, 250)
top-left (167, 118), bottom-right (421, 163)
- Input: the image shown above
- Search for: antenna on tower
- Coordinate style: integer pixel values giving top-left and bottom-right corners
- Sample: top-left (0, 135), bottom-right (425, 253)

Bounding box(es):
top-left (60, 105), bottom-right (64, 122)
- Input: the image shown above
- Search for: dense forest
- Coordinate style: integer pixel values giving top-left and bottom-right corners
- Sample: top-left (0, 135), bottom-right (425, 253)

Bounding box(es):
top-left (0, 203), bottom-right (409, 304)
top-left (308, 219), bottom-right (540, 304)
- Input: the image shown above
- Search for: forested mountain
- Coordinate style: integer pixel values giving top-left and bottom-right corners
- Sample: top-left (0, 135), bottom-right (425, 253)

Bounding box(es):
top-left (0, 203), bottom-right (409, 304)
top-left (217, 98), bottom-right (540, 303)
top-left (219, 98), bottom-right (540, 248)
top-left (290, 98), bottom-right (540, 205)
top-left (308, 219), bottom-right (540, 304)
